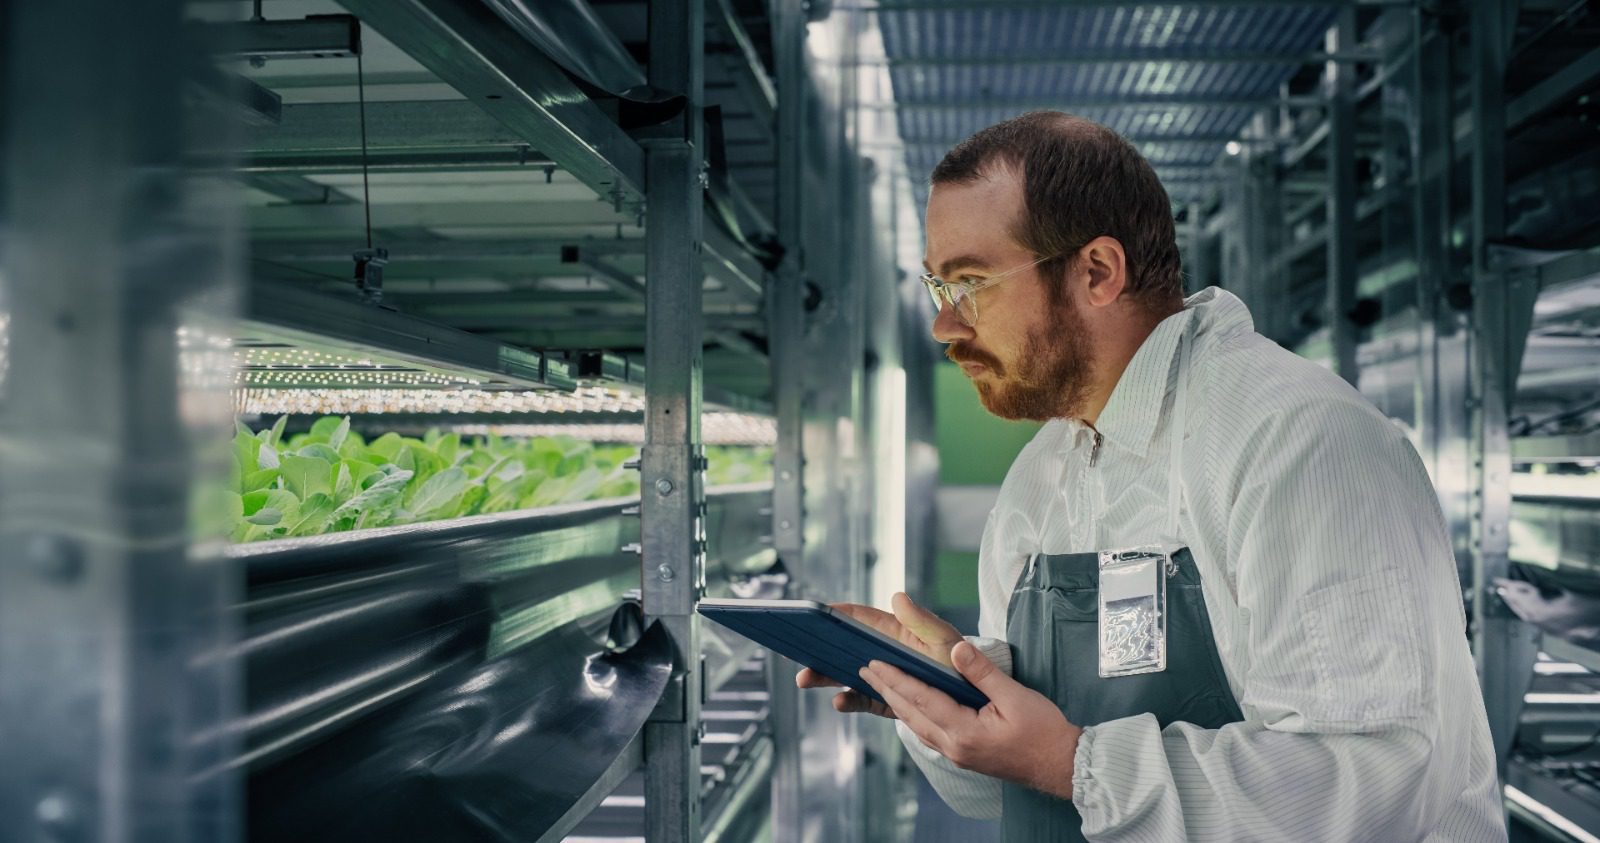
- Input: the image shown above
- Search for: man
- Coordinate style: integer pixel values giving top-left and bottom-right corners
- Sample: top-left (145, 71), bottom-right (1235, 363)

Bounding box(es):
top-left (797, 111), bottom-right (1506, 841)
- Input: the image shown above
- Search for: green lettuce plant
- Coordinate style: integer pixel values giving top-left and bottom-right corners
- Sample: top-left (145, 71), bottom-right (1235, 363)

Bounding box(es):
top-left (227, 416), bottom-right (772, 543)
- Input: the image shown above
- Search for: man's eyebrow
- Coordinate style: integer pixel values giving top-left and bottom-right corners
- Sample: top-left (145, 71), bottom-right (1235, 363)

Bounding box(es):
top-left (925, 254), bottom-right (996, 278)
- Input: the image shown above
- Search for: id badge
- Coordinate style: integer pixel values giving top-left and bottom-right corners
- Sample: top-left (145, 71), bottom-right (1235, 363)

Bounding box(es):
top-left (1098, 546), bottom-right (1169, 677)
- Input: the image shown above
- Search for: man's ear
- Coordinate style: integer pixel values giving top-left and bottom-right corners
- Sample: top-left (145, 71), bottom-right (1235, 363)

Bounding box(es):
top-left (1079, 236), bottom-right (1128, 308)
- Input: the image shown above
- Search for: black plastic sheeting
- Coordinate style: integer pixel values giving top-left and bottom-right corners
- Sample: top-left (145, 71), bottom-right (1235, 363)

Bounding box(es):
top-left (238, 580), bottom-right (494, 773)
top-left (250, 612), bottom-right (672, 841)
top-left (226, 491), bottom-right (770, 839)
top-left (227, 501), bottom-right (640, 771)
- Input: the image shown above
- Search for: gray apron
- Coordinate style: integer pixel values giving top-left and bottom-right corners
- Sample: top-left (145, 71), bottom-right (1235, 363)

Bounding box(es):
top-left (1000, 316), bottom-right (1244, 842)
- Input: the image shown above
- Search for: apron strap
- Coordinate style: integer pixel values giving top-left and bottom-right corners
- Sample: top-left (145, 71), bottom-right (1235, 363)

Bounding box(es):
top-left (1166, 312), bottom-right (1197, 539)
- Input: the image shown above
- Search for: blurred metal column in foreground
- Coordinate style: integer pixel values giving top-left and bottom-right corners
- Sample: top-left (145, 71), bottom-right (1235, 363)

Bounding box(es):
top-left (766, 0), bottom-right (808, 837)
top-left (1325, 6), bottom-right (1360, 386)
top-left (1410, 5), bottom-right (1471, 578)
top-left (0, 0), bottom-right (241, 840)
top-left (1467, 0), bottom-right (1540, 776)
top-left (641, 0), bottom-right (706, 838)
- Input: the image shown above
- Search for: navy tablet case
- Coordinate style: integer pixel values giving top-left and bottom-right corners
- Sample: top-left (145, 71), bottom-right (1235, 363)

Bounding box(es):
top-left (698, 598), bottom-right (991, 709)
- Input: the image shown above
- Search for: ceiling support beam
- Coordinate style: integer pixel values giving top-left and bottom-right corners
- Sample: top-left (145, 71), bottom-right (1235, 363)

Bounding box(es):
top-left (251, 237), bottom-right (645, 263)
top-left (871, 50), bottom-right (1379, 67)
top-left (858, 0), bottom-right (1388, 9)
top-left (573, 251), bottom-right (648, 300)
top-left (335, 0), bottom-right (645, 206)
top-left (708, 0), bottom-right (776, 125)
top-left (241, 100), bottom-right (530, 156)
top-left (872, 95), bottom-right (1322, 111)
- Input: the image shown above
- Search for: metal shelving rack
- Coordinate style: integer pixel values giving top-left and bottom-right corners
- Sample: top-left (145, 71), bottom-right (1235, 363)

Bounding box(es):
top-left (1186, 3), bottom-right (1600, 836)
top-left (1, 0), bottom-right (912, 840)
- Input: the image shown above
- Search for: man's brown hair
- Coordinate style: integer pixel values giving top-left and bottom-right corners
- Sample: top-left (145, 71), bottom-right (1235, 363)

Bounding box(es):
top-left (930, 110), bottom-right (1184, 309)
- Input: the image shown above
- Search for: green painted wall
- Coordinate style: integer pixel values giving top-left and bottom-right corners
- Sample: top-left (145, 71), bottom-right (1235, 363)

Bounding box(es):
top-left (932, 362), bottom-right (1043, 606)
top-left (934, 362), bottom-right (1044, 485)
top-left (934, 550), bottom-right (983, 607)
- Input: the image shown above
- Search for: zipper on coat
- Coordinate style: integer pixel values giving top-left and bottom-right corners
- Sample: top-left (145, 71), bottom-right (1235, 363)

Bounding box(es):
top-left (1088, 432), bottom-right (1104, 467)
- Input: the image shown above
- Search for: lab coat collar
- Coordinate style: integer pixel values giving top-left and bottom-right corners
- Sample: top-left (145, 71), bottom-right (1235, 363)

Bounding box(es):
top-left (1091, 286), bottom-right (1253, 459)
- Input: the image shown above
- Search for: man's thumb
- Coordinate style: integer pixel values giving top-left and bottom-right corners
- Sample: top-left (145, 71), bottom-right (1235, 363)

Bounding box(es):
top-left (952, 641), bottom-right (1008, 694)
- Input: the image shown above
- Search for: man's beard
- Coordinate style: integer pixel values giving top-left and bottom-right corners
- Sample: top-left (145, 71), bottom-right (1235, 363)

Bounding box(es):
top-left (946, 297), bottom-right (1091, 422)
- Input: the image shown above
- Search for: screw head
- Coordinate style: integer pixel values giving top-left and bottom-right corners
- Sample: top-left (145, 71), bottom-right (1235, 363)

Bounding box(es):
top-left (655, 478), bottom-right (674, 496)
top-left (657, 563), bottom-right (676, 582)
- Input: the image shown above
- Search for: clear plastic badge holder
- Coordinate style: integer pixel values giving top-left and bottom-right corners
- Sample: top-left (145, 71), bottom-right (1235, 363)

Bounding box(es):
top-left (1098, 547), bottom-right (1169, 678)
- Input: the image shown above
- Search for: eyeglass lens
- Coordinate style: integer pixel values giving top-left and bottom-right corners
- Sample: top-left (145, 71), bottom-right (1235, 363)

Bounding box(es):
top-left (926, 282), bottom-right (980, 325)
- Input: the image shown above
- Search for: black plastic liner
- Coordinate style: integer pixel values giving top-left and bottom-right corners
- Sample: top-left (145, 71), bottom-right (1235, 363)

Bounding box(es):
top-left (227, 490), bottom-right (770, 838)
top-left (249, 615), bottom-right (672, 841)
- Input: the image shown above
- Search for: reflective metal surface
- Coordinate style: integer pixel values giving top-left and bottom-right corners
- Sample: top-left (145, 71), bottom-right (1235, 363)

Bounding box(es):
top-left (481, 0), bottom-right (653, 100)
top-left (0, 1), bottom-right (243, 838)
top-left (250, 612), bottom-right (671, 840)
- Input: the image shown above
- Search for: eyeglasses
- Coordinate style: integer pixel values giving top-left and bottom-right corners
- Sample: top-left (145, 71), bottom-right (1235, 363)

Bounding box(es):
top-left (918, 254), bottom-right (1054, 327)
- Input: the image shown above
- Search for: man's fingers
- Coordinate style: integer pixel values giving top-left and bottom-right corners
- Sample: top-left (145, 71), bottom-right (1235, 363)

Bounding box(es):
top-left (831, 599), bottom-right (950, 662)
top-left (890, 593), bottom-right (962, 665)
top-left (861, 663), bottom-right (951, 749)
top-left (802, 669), bottom-right (894, 718)
top-left (827, 602), bottom-right (908, 641)
top-left (795, 667), bottom-right (843, 689)
top-left (833, 690), bottom-right (896, 719)
top-left (891, 592), bottom-right (961, 640)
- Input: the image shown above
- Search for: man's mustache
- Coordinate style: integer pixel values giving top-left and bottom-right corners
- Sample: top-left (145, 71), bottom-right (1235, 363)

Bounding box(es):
top-left (946, 343), bottom-right (1004, 374)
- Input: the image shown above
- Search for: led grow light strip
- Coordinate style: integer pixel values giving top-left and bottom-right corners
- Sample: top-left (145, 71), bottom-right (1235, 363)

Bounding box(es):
top-left (448, 412), bottom-right (777, 446)
top-left (1512, 472), bottom-right (1600, 501)
top-left (235, 385), bottom-right (647, 416)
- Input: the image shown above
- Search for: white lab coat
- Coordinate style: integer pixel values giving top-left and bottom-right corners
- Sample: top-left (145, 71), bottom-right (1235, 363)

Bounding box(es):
top-left (899, 288), bottom-right (1506, 842)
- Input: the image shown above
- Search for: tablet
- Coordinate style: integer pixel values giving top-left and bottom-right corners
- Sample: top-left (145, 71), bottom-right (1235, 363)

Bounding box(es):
top-left (698, 598), bottom-right (991, 709)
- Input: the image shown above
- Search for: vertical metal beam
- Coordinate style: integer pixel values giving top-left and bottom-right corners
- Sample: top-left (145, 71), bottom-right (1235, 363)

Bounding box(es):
top-left (770, 0), bottom-right (807, 594)
top-left (1326, 7), bottom-right (1361, 385)
top-left (1232, 117), bottom-right (1284, 342)
top-left (767, 0), bottom-right (808, 836)
top-left (1411, 9), bottom-right (1479, 589)
top-left (641, 0), bottom-right (705, 840)
top-left (1411, 7), bottom-right (1450, 506)
top-left (1467, 0), bottom-right (1539, 777)
top-left (0, 1), bottom-right (241, 840)
top-left (1186, 201), bottom-right (1206, 293)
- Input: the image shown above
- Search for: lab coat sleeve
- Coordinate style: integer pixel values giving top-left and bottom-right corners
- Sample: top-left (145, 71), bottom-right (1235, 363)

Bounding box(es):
top-left (1070, 396), bottom-right (1486, 842)
top-left (894, 635), bottom-right (1012, 820)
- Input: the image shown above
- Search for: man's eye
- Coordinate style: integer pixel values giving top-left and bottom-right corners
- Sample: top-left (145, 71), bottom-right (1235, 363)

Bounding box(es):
top-left (955, 275), bottom-right (983, 286)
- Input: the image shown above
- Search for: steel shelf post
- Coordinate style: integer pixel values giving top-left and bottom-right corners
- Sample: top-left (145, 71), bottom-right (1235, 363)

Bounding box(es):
top-left (765, 0), bottom-right (809, 837)
top-left (1467, 0), bottom-right (1541, 778)
top-left (641, 0), bottom-right (707, 840)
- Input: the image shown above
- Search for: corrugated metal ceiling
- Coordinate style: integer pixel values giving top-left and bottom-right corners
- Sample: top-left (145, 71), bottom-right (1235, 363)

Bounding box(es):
top-left (879, 5), bottom-right (1340, 56)
top-left (878, 3), bottom-right (1342, 207)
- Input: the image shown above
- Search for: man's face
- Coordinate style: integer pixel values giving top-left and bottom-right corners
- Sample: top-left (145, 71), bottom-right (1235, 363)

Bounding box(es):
top-left (923, 168), bottom-right (1093, 422)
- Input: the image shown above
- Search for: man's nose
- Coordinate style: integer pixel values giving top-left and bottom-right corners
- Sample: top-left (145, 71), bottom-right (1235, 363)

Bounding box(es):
top-left (930, 301), bottom-right (975, 344)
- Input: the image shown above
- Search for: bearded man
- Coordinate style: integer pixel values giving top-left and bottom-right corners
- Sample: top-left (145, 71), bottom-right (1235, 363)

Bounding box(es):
top-left (798, 111), bottom-right (1506, 842)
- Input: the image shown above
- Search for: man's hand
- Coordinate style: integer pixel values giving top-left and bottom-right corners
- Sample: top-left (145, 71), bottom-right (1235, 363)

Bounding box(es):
top-left (859, 640), bottom-right (1083, 800)
top-left (794, 592), bottom-right (964, 719)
